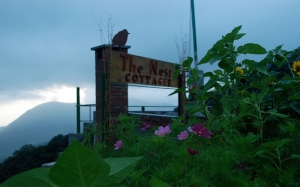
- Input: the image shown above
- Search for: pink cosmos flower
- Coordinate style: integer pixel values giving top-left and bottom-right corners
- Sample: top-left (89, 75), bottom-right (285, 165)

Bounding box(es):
top-left (189, 124), bottom-right (212, 138)
top-left (177, 131), bottom-right (189, 140)
top-left (165, 124), bottom-right (171, 134)
top-left (154, 125), bottom-right (171, 137)
top-left (187, 126), bottom-right (196, 134)
top-left (187, 147), bottom-right (199, 155)
top-left (141, 122), bottom-right (151, 131)
top-left (114, 140), bottom-right (123, 150)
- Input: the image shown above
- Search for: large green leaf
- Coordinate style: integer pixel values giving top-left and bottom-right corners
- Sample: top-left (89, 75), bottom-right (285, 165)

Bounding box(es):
top-left (258, 139), bottom-right (292, 150)
top-left (182, 57), bottom-right (193, 68)
top-left (190, 69), bottom-right (199, 79)
top-left (172, 68), bottom-right (180, 81)
top-left (0, 168), bottom-right (57, 187)
top-left (291, 154), bottom-right (300, 159)
top-left (235, 33), bottom-right (246, 40)
top-left (288, 92), bottom-right (300, 101)
top-left (242, 59), bottom-right (257, 69)
top-left (253, 62), bottom-right (268, 75)
top-left (107, 183), bottom-right (126, 187)
top-left (218, 59), bottom-right (233, 72)
top-left (186, 77), bottom-right (195, 85)
top-left (201, 78), bottom-right (217, 94)
top-left (199, 49), bottom-right (214, 65)
top-left (49, 140), bottom-right (111, 187)
top-left (237, 43), bottom-right (267, 54)
top-left (209, 51), bottom-right (230, 65)
top-left (150, 176), bottom-right (171, 187)
top-left (262, 109), bottom-right (287, 118)
top-left (103, 157), bottom-right (143, 184)
top-left (246, 133), bottom-right (261, 144)
top-left (251, 81), bottom-right (264, 90)
top-left (290, 101), bottom-right (300, 114)
top-left (168, 87), bottom-right (186, 96)
top-left (222, 25), bottom-right (242, 43)
top-left (213, 69), bottom-right (223, 76)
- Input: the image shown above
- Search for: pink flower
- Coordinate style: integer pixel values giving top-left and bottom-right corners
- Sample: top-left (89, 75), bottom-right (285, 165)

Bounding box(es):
top-left (189, 124), bottom-right (212, 138)
top-left (187, 126), bottom-right (196, 134)
top-left (114, 140), bottom-right (123, 150)
top-left (165, 124), bottom-right (171, 134)
top-left (187, 147), bottom-right (199, 155)
top-left (154, 125), bottom-right (171, 137)
top-left (177, 131), bottom-right (189, 140)
top-left (141, 122), bottom-right (151, 131)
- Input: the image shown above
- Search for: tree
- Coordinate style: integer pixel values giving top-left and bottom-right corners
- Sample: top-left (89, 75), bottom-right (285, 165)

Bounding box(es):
top-left (0, 134), bottom-right (69, 183)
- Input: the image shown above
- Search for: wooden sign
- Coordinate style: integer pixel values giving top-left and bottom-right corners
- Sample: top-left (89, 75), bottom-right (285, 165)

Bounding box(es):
top-left (110, 51), bottom-right (179, 88)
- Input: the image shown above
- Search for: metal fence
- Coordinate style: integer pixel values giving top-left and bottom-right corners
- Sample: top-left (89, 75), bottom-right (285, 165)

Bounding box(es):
top-left (76, 104), bottom-right (178, 132)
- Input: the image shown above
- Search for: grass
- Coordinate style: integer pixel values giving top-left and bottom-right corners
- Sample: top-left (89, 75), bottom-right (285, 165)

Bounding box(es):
top-left (85, 114), bottom-right (300, 187)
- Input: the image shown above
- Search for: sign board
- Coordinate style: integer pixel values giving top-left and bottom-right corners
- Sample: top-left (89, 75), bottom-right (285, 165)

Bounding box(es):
top-left (110, 51), bottom-right (179, 88)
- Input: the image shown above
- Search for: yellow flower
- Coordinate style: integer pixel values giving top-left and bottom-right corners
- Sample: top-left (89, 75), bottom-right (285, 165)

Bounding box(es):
top-left (292, 60), bottom-right (300, 76)
top-left (236, 67), bottom-right (244, 75)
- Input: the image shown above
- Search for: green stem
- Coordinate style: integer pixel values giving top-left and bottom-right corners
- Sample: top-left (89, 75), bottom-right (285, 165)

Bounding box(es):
top-left (255, 105), bottom-right (264, 144)
top-left (276, 148), bottom-right (282, 170)
top-left (286, 58), bottom-right (295, 79)
top-left (178, 158), bottom-right (188, 186)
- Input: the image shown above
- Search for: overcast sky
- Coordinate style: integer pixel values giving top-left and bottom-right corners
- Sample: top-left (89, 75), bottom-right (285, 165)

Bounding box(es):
top-left (1, 0), bottom-right (300, 127)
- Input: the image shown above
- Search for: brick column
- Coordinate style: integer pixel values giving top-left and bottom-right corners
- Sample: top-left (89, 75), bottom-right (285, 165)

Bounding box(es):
top-left (111, 83), bottom-right (128, 118)
top-left (91, 45), bottom-right (130, 124)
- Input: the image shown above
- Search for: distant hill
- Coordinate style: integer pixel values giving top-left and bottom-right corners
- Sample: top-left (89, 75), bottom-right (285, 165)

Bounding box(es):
top-left (0, 102), bottom-right (86, 161)
top-left (0, 98), bottom-right (177, 161)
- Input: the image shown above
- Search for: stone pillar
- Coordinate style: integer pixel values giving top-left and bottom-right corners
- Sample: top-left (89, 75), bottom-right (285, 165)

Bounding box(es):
top-left (91, 45), bottom-right (131, 124)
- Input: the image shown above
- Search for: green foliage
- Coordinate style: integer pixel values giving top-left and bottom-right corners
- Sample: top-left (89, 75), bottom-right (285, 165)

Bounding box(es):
top-left (0, 168), bottom-right (57, 187)
top-left (49, 140), bottom-right (111, 187)
top-left (150, 176), bottom-right (171, 187)
top-left (167, 25), bottom-right (300, 186)
top-left (104, 157), bottom-right (143, 184)
top-left (0, 140), bottom-right (143, 187)
top-left (2, 26), bottom-right (300, 187)
top-left (0, 134), bottom-right (68, 183)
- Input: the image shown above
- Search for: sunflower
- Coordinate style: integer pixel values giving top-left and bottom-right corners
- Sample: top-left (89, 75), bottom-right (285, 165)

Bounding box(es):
top-left (292, 60), bottom-right (300, 76)
top-left (236, 67), bottom-right (244, 75)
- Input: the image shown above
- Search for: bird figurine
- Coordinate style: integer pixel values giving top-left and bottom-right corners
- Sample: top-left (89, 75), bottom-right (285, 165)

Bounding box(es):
top-left (112, 29), bottom-right (130, 47)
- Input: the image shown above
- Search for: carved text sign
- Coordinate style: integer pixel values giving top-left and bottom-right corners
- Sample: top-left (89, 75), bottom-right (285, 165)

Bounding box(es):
top-left (110, 51), bottom-right (179, 87)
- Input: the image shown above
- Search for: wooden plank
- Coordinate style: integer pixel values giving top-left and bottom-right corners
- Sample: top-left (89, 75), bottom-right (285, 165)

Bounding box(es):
top-left (110, 51), bottom-right (179, 88)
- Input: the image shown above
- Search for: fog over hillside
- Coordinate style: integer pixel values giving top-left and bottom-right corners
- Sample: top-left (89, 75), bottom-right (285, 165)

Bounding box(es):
top-left (0, 102), bottom-right (82, 161)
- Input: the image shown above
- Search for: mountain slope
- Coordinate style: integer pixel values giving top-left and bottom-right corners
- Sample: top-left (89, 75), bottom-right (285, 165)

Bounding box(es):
top-left (0, 102), bottom-right (82, 160)
top-left (0, 98), bottom-right (177, 161)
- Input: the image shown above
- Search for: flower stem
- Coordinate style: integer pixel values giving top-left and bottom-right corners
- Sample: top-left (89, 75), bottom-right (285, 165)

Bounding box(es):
top-left (177, 158), bottom-right (188, 186)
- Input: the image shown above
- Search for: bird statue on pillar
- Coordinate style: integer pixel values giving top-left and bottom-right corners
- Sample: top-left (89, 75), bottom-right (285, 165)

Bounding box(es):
top-left (112, 29), bottom-right (130, 50)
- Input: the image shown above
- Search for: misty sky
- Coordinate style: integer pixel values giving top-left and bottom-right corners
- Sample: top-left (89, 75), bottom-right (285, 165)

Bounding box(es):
top-left (1, 0), bottom-right (300, 127)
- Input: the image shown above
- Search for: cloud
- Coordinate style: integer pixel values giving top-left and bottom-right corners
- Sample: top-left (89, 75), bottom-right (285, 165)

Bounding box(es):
top-left (1, 0), bottom-right (300, 126)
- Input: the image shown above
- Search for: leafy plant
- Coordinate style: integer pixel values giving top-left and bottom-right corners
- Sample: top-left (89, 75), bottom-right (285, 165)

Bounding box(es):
top-left (2, 26), bottom-right (300, 186)
top-left (0, 140), bottom-right (143, 187)
top-left (255, 139), bottom-right (300, 171)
